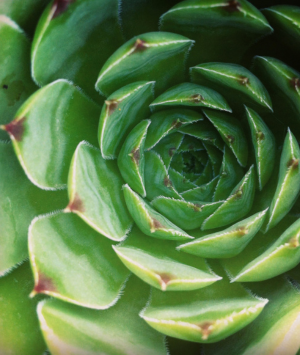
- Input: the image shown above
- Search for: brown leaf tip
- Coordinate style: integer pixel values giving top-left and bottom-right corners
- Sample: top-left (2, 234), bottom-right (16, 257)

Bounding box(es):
top-left (287, 158), bottom-right (299, 169)
top-left (190, 94), bottom-right (204, 103)
top-left (130, 147), bottom-right (140, 165)
top-left (169, 147), bottom-right (176, 157)
top-left (290, 77), bottom-right (300, 90)
top-left (171, 119), bottom-right (183, 130)
top-left (224, 0), bottom-right (241, 12)
top-left (256, 131), bottom-right (265, 141)
top-left (52, 0), bottom-right (75, 19)
top-left (66, 193), bottom-right (84, 213)
top-left (3, 117), bottom-right (26, 141)
top-left (289, 236), bottom-right (300, 248)
top-left (239, 76), bottom-right (249, 85)
top-left (105, 99), bottom-right (119, 116)
top-left (150, 218), bottom-right (164, 232)
top-left (132, 39), bottom-right (148, 53)
top-left (192, 203), bottom-right (202, 212)
top-left (164, 176), bottom-right (173, 188)
top-left (197, 322), bottom-right (214, 340)
top-left (33, 274), bottom-right (56, 294)
top-left (159, 273), bottom-right (174, 290)
top-left (236, 227), bottom-right (248, 236)
top-left (226, 134), bottom-right (235, 143)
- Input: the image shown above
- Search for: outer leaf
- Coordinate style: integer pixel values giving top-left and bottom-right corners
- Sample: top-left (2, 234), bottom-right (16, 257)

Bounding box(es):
top-left (141, 263), bottom-right (267, 343)
top-left (38, 276), bottom-right (167, 355)
top-left (191, 62), bottom-right (272, 113)
top-left (98, 81), bottom-right (154, 159)
top-left (245, 106), bottom-right (276, 190)
top-left (178, 209), bottom-right (268, 258)
top-left (29, 212), bottom-right (130, 309)
top-left (32, 0), bottom-right (124, 102)
top-left (202, 166), bottom-right (256, 230)
top-left (96, 32), bottom-right (193, 97)
top-left (264, 129), bottom-right (300, 232)
top-left (152, 197), bottom-right (223, 230)
top-left (114, 227), bottom-right (221, 291)
top-left (0, 262), bottom-right (46, 355)
top-left (118, 120), bottom-right (150, 197)
top-left (160, 0), bottom-right (273, 66)
top-left (0, 141), bottom-right (67, 275)
top-left (150, 82), bottom-right (231, 113)
top-left (0, 16), bottom-right (37, 139)
top-left (3, 80), bottom-right (100, 190)
top-left (204, 277), bottom-right (300, 355)
top-left (123, 184), bottom-right (192, 241)
top-left (67, 142), bottom-right (133, 241)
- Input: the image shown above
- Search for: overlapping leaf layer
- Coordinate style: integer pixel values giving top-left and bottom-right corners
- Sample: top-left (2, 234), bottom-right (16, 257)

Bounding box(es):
top-left (1, 0), bottom-right (300, 354)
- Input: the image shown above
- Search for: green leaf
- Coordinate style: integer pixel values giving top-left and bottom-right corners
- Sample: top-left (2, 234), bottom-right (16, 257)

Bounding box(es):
top-left (144, 108), bottom-right (202, 151)
top-left (29, 212), bottom-right (130, 309)
top-left (0, 141), bottom-right (67, 275)
top-left (153, 133), bottom-right (185, 169)
top-left (144, 151), bottom-right (182, 200)
top-left (264, 129), bottom-right (300, 232)
top-left (181, 176), bottom-right (219, 202)
top-left (67, 142), bottom-right (133, 241)
top-left (204, 276), bottom-right (300, 355)
top-left (0, 262), bottom-right (46, 355)
top-left (96, 32), bottom-right (193, 97)
top-left (114, 226), bottom-right (221, 291)
top-left (252, 56), bottom-right (300, 137)
top-left (194, 161), bottom-right (214, 185)
top-left (178, 209), bottom-right (268, 258)
top-left (168, 168), bottom-right (197, 194)
top-left (0, 0), bottom-right (49, 35)
top-left (231, 217), bottom-right (300, 282)
top-left (203, 109), bottom-right (248, 167)
top-left (202, 165), bottom-right (256, 230)
top-left (0, 15), bottom-right (37, 140)
top-left (191, 62), bottom-right (273, 114)
top-left (31, 0), bottom-right (124, 103)
top-left (118, 120), bottom-right (150, 197)
top-left (38, 276), bottom-right (167, 355)
top-left (213, 146), bottom-right (244, 201)
top-left (245, 106), bottom-right (276, 190)
top-left (141, 262), bottom-right (267, 343)
top-left (203, 143), bottom-right (223, 176)
top-left (3, 80), bottom-right (100, 190)
top-left (160, 0), bottom-right (273, 66)
top-left (98, 81), bottom-right (154, 159)
top-left (150, 82), bottom-right (231, 113)
top-left (152, 197), bottom-right (223, 230)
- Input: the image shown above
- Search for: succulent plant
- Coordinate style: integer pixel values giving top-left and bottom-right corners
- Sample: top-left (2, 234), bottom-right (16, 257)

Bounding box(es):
top-left (2, 0), bottom-right (300, 354)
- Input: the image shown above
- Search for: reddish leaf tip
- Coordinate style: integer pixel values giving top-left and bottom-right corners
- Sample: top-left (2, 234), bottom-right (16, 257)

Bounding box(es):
top-left (132, 39), bottom-right (148, 53)
top-left (52, 0), bottom-right (75, 19)
top-left (3, 117), bottom-right (26, 141)
top-left (224, 0), bottom-right (241, 12)
top-left (66, 194), bottom-right (84, 213)
top-left (33, 274), bottom-right (57, 295)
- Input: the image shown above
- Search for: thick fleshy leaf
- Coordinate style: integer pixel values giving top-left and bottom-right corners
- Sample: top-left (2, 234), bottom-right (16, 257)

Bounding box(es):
top-left (0, 262), bottom-right (46, 355)
top-left (0, 141), bottom-right (67, 275)
top-left (191, 62), bottom-right (273, 113)
top-left (32, 0), bottom-right (124, 102)
top-left (194, 161), bottom-right (214, 185)
top-left (160, 0), bottom-right (273, 66)
top-left (144, 151), bottom-right (182, 200)
top-left (118, 120), bottom-right (150, 197)
top-left (202, 165), bottom-right (256, 230)
top-left (181, 176), bottom-right (219, 202)
top-left (152, 197), bottom-right (223, 230)
top-left (141, 263), bottom-right (267, 343)
top-left (252, 56), bottom-right (300, 136)
top-left (0, 0), bottom-right (49, 35)
top-left (178, 209), bottom-right (268, 258)
top-left (0, 16), bottom-right (37, 140)
top-left (29, 212), bottom-right (130, 309)
top-left (203, 143), bottom-right (223, 176)
top-left (154, 133), bottom-right (184, 169)
top-left (204, 276), bottom-right (300, 355)
top-left (67, 142), bottom-right (132, 241)
top-left (231, 218), bottom-right (300, 282)
top-left (264, 129), bottom-right (300, 232)
top-left (213, 146), bottom-right (244, 201)
top-left (98, 81), bottom-right (154, 159)
top-left (38, 276), bottom-right (167, 355)
top-left (169, 168), bottom-right (197, 193)
top-left (114, 227), bottom-right (220, 291)
top-left (203, 109), bottom-right (248, 167)
top-left (150, 83), bottom-right (231, 113)
top-left (123, 184), bottom-right (192, 241)
top-left (96, 32), bottom-right (193, 97)
top-left (144, 108), bottom-right (202, 150)
top-left (3, 80), bottom-right (100, 190)
top-left (245, 106), bottom-right (276, 190)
